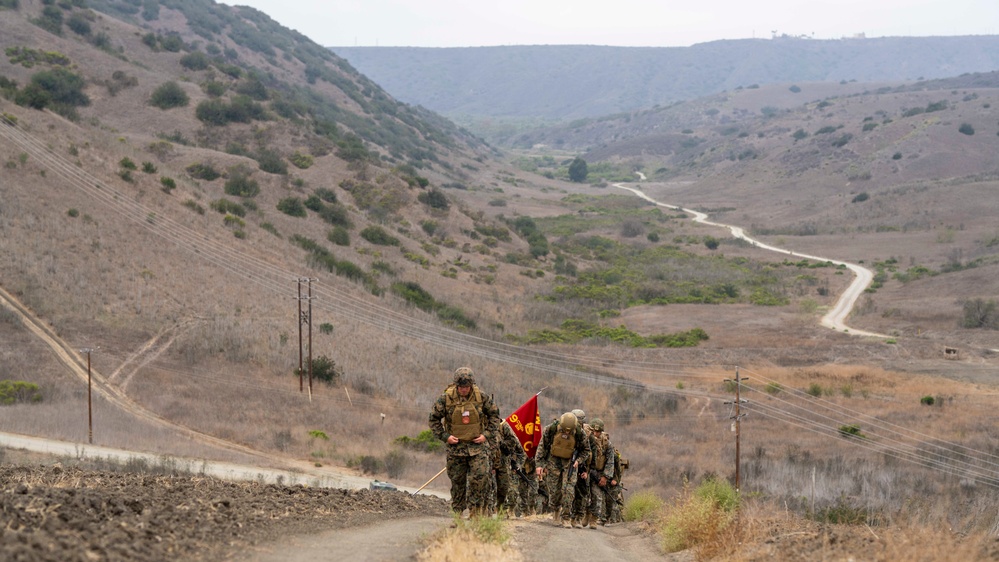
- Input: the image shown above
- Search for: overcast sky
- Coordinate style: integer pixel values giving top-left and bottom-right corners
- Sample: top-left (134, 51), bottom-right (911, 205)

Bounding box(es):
top-left (219, 0), bottom-right (999, 48)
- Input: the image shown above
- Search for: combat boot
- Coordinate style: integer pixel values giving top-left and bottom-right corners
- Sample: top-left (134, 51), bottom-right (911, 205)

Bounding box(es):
top-left (587, 513), bottom-right (597, 529)
top-left (572, 516), bottom-right (583, 528)
top-left (561, 517), bottom-right (573, 528)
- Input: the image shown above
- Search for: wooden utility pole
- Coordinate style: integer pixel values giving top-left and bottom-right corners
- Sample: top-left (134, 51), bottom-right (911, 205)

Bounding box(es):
top-left (724, 367), bottom-right (748, 491)
top-left (297, 278), bottom-right (304, 392)
top-left (295, 277), bottom-right (316, 397)
top-left (79, 347), bottom-right (98, 444)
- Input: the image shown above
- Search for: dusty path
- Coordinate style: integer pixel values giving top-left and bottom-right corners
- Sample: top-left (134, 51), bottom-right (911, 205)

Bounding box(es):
top-left (239, 515), bottom-right (675, 562)
top-left (243, 516), bottom-right (450, 562)
top-left (509, 518), bottom-right (681, 561)
top-left (613, 183), bottom-right (888, 339)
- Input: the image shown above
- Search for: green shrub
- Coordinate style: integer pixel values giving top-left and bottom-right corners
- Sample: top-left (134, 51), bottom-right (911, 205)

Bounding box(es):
top-left (417, 188), bottom-right (450, 210)
top-left (19, 68), bottom-right (89, 109)
top-left (66, 13), bottom-right (91, 36)
top-left (210, 198), bottom-right (245, 217)
top-left (838, 424), bottom-right (865, 439)
top-left (360, 225), bottom-right (400, 246)
top-left (186, 162), bottom-right (221, 181)
top-left (141, 162), bottom-right (157, 174)
top-left (623, 491), bottom-right (663, 522)
top-left (289, 151), bottom-right (313, 169)
top-left (920, 395), bottom-right (935, 406)
top-left (256, 149), bottom-right (287, 175)
top-left (328, 226), bottom-right (350, 246)
top-left (119, 157), bottom-right (136, 170)
top-left (851, 192), bottom-right (869, 203)
top-left (806, 382), bottom-right (823, 397)
top-left (310, 354), bottom-right (341, 385)
top-left (224, 169), bottom-right (259, 197)
top-left (149, 81), bottom-right (189, 109)
top-left (0, 380), bottom-right (42, 404)
top-left (179, 51), bottom-right (210, 71)
top-left (394, 429), bottom-right (443, 453)
top-left (958, 123), bottom-right (975, 135)
top-left (201, 80), bottom-right (226, 97)
top-left (160, 176), bottom-right (176, 192)
top-left (277, 197), bottom-right (307, 217)
top-left (764, 382), bottom-right (783, 395)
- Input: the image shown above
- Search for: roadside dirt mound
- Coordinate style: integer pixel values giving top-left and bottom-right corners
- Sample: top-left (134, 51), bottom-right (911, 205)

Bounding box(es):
top-left (0, 464), bottom-right (449, 561)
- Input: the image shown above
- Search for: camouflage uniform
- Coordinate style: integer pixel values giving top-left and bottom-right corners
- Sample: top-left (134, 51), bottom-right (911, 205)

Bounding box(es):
top-left (535, 412), bottom-right (590, 527)
top-left (494, 420), bottom-right (528, 515)
top-left (606, 448), bottom-right (626, 523)
top-left (428, 368), bottom-right (500, 516)
top-left (517, 456), bottom-right (542, 516)
top-left (585, 420), bottom-right (615, 527)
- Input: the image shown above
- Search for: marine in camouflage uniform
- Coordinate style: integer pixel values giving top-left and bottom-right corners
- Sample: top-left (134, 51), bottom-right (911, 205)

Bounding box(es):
top-left (606, 447), bottom-right (626, 523)
top-left (535, 412), bottom-right (590, 527)
top-left (428, 367), bottom-right (501, 516)
top-left (585, 418), bottom-right (615, 527)
top-left (494, 419), bottom-right (528, 515)
top-left (517, 456), bottom-right (542, 516)
top-left (569, 409), bottom-right (594, 527)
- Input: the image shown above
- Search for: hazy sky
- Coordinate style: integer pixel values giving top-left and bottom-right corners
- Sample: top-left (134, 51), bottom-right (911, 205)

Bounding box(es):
top-left (219, 0), bottom-right (999, 47)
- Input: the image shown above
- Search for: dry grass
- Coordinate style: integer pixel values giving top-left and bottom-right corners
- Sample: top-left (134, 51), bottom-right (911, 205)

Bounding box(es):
top-left (418, 515), bottom-right (522, 562)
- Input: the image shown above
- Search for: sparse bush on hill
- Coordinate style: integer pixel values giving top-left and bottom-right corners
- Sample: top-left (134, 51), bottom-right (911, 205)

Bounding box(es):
top-left (210, 198), bottom-right (245, 217)
top-left (958, 123), bottom-right (975, 135)
top-left (360, 225), bottom-right (400, 246)
top-left (223, 167), bottom-right (260, 198)
top-left (289, 151), bottom-right (313, 169)
top-left (185, 162), bottom-right (221, 181)
top-left (327, 226), bottom-right (349, 246)
top-left (851, 192), bottom-right (869, 203)
top-left (15, 68), bottom-right (89, 117)
top-left (179, 51), bottom-right (211, 71)
top-left (309, 354), bottom-right (342, 386)
top-left (150, 81), bottom-right (189, 109)
top-left (255, 149), bottom-right (287, 175)
top-left (32, 5), bottom-right (63, 35)
top-left (276, 197), bottom-right (306, 217)
top-left (961, 298), bottom-right (998, 329)
top-left (838, 424), bottom-right (866, 439)
top-left (417, 188), bottom-right (450, 211)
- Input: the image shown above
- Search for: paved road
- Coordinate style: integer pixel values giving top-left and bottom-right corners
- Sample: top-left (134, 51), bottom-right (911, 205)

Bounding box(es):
top-left (613, 183), bottom-right (888, 338)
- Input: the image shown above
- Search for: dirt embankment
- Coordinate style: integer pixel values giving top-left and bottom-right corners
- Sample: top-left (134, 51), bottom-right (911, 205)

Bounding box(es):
top-left (0, 464), bottom-right (449, 561)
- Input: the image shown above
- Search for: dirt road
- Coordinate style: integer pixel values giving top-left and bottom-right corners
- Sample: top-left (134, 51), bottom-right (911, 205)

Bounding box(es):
top-left (240, 514), bottom-right (674, 562)
top-left (613, 183), bottom-right (887, 338)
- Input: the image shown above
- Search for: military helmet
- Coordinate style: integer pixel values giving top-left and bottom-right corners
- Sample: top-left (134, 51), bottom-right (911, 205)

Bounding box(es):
top-left (571, 409), bottom-right (586, 423)
top-left (559, 411), bottom-right (577, 431)
top-left (453, 367), bottom-right (475, 386)
top-left (591, 418), bottom-right (605, 431)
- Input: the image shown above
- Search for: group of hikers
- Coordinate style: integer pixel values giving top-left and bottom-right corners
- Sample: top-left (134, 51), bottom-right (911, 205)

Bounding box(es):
top-left (429, 367), bottom-right (628, 527)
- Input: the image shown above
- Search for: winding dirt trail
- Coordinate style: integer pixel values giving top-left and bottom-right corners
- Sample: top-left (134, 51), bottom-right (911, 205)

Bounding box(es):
top-left (613, 183), bottom-right (889, 339)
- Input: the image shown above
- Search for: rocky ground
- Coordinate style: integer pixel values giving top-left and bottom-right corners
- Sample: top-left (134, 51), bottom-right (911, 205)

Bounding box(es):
top-left (0, 463), bottom-right (449, 562)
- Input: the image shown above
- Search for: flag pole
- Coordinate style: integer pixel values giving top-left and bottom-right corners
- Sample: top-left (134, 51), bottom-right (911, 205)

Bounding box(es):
top-left (413, 466), bottom-right (447, 495)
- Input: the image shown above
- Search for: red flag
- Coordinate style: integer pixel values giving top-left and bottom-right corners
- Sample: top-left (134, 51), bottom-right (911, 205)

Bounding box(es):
top-left (505, 393), bottom-right (542, 458)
